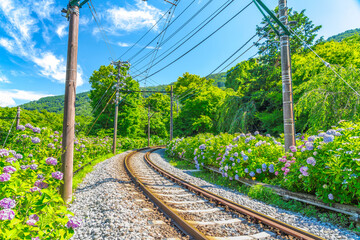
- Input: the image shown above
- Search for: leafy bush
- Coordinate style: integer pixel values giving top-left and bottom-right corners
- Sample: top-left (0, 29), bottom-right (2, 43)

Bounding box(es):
top-left (167, 121), bottom-right (360, 206)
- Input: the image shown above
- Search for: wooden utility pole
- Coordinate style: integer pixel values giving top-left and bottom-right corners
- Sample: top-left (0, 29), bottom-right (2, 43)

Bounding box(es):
top-left (16, 107), bottom-right (20, 128)
top-left (170, 86), bottom-right (173, 141)
top-left (279, 0), bottom-right (296, 150)
top-left (148, 105), bottom-right (150, 147)
top-left (61, 4), bottom-right (79, 203)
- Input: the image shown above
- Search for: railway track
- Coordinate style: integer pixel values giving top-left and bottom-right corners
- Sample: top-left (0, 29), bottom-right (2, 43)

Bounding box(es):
top-left (125, 148), bottom-right (326, 240)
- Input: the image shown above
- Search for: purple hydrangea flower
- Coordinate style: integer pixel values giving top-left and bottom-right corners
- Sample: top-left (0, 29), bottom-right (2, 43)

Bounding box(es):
top-left (242, 155), bottom-right (248, 161)
top-left (199, 144), bottom-right (206, 150)
top-left (261, 163), bottom-right (267, 171)
top-left (15, 153), bottom-right (23, 159)
top-left (29, 214), bottom-right (39, 221)
top-left (0, 198), bottom-right (16, 209)
top-left (326, 129), bottom-right (336, 135)
top-left (256, 168), bottom-right (262, 174)
top-left (32, 237), bottom-right (40, 240)
top-left (28, 154), bottom-right (33, 158)
top-left (54, 138), bottom-right (58, 142)
top-left (328, 193), bottom-right (334, 200)
top-left (300, 166), bottom-right (309, 176)
top-left (47, 143), bottom-right (55, 148)
top-left (0, 173), bottom-right (11, 182)
top-left (3, 166), bottom-right (16, 174)
top-left (32, 127), bottom-right (41, 133)
top-left (31, 137), bottom-right (41, 144)
top-left (25, 123), bottom-right (33, 129)
top-left (0, 149), bottom-right (9, 157)
top-left (249, 171), bottom-right (255, 177)
top-left (52, 171), bottom-right (63, 180)
top-left (244, 168), bottom-right (249, 173)
top-left (46, 157), bottom-right (57, 166)
top-left (305, 142), bottom-right (314, 151)
top-left (254, 131), bottom-right (259, 135)
top-left (16, 125), bottom-right (25, 131)
top-left (66, 218), bottom-right (81, 229)
top-left (20, 165), bottom-right (29, 170)
top-left (306, 157), bottom-right (316, 166)
top-left (323, 134), bottom-right (334, 143)
top-left (269, 164), bottom-right (274, 173)
top-left (37, 174), bottom-right (44, 179)
top-left (34, 180), bottom-right (48, 189)
top-left (0, 209), bottom-right (15, 220)
top-left (26, 219), bottom-right (37, 226)
top-left (30, 187), bottom-right (41, 193)
top-left (30, 164), bottom-right (38, 170)
top-left (233, 152), bottom-right (238, 157)
top-left (229, 157), bottom-right (234, 161)
top-left (54, 131), bottom-right (59, 135)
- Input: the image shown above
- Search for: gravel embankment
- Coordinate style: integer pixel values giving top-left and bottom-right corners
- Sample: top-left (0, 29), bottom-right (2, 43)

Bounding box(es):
top-left (150, 149), bottom-right (360, 240)
top-left (69, 150), bottom-right (186, 240)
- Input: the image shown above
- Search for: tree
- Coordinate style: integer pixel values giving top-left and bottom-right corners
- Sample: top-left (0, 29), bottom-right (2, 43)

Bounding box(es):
top-left (88, 64), bottom-right (146, 137)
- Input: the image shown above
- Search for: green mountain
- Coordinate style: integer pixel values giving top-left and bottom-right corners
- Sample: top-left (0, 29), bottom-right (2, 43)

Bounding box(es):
top-left (328, 28), bottom-right (360, 42)
top-left (21, 91), bottom-right (92, 117)
top-left (207, 72), bottom-right (226, 88)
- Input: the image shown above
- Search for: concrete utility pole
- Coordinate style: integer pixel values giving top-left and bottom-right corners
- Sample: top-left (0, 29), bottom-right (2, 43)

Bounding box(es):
top-left (61, 4), bottom-right (79, 203)
top-left (16, 107), bottom-right (20, 128)
top-left (111, 61), bottom-right (129, 154)
top-left (170, 86), bottom-right (173, 141)
top-left (279, 0), bottom-right (296, 150)
top-left (148, 105), bottom-right (151, 147)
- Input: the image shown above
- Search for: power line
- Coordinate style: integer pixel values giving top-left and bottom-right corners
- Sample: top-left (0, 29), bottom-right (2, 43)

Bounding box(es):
top-left (131, 0), bottom-right (214, 68)
top-left (127, 0), bottom-right (196, 62)
top-left (117, 4), bottom-right (175, 61)
top-left (87, 0), bottom-right (115, 59)
top-left (132, 0), bottom-right (235, 72)
top-left (290, 28), bottom-right (360, 97)
top-left (135, 1), bottom-right (254, 83)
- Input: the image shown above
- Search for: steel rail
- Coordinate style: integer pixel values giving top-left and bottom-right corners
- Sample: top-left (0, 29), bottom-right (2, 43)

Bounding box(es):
top-left (144, 148), bottom-right (326, 240)
top-left (124, 147), bottom-right (208, 240)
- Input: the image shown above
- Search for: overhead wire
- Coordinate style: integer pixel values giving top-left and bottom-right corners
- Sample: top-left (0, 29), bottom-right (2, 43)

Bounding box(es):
top-left (131, 0), bottom-right (214, 67)
top-left (117, 4), bottom-right (175, 61)
top-left (290, 28), bottom-right (360, 97)
top-left (87, 0), bottom-right (116, 59)
top-left (127, 0), bottom-right (197, 62)
top-left (132, 0), bottom-right (236, 73)
top-left (134, 1), bottom-right (254, 83)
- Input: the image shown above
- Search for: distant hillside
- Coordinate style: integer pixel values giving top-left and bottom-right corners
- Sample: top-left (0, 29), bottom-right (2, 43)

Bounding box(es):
top-left (328, 28), bottom-right (360, 42)
top-left (141, 84), bottom-right (168, 98)
top-left (21, 91), bottom-right (92, 117)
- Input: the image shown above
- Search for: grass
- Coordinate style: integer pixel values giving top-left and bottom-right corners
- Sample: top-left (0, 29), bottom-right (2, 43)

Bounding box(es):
top-left (166, 156), bottom-right (360, 234)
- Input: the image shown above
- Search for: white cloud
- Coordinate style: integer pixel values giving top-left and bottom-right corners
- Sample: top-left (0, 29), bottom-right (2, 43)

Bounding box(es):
top-left (0, 72), bottom-right (10, 83)
top-left (106, 0), bottom-right (164, 33)
top-left (33, 52), bottom-right (84, 87)
top-left (118, 42), bottom-right (130, 47)
top-left (0, 0), bottom-right (85, 86)
top-left (0, 89), bottom-right (52, 107)
top-left (79, 16), bottom-right (90, 26)
top-left (56, 23), bottom-right (67, 38)
top-left (31, 0), bottom-right (55, 20)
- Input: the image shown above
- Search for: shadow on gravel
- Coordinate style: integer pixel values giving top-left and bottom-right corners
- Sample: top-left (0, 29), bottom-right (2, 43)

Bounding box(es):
top-left (76, 178), bottom-right (132, 193)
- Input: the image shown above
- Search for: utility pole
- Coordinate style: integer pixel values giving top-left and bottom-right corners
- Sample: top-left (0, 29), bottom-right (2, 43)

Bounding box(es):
top-left (111, 61), bottom-right (129, 154)
top-left (148, 105), bottom-right (150, 147)
top-left (279, 0), bottom-right (296, 150)
top-left (16, 107), bottom-right (20, 128)
top-left (170, 86), bottom-right (173, 141)
top-left (60, 3), bottom-right (80, 203)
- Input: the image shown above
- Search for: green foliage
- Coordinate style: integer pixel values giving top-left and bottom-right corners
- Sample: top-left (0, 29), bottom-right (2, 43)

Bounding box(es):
top-left (0, 107), bottom-right (91, 144)
top-left (167, 120), bottom-right (360, 206)
top-left (88, 64), bottom-right (147, 137)
top-left (328, 28), bottom-right (360, 42)
top-left (206, 72), bottom-right (226, 88)
top-left (21, 91), bottom-right (92, 117)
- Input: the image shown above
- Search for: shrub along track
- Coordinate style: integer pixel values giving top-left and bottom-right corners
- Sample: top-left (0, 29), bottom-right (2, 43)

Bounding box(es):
top-left (125, 147), bottom-right (325, 240)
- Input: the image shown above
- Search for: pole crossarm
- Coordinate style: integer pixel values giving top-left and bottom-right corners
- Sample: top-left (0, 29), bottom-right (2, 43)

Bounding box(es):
top-left (69, 0), bottom-right (89, 8)
top-left (252, 0), bottom-right (290, 36)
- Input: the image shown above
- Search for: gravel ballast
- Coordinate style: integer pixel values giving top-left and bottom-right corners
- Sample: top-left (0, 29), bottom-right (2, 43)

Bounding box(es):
top-left (69, 150), bottom-right (186, 240)
top-left (150, 149), bottom-right (360, 240)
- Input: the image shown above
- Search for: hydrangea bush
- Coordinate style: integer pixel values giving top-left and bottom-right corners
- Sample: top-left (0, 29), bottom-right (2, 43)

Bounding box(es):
top-left (166, 121), bottom-right (360, 206)
top-left (0, 124), bottom-right (113, 239)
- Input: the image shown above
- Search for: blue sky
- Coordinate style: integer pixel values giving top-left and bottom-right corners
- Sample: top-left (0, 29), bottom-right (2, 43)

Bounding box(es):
top-left (0, 0), bottom-right (359, 107)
